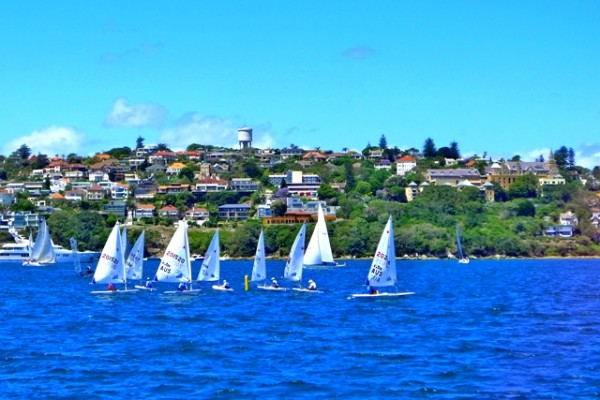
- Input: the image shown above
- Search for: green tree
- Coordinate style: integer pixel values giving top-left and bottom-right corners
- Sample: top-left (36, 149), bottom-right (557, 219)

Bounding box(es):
top-left (379, 134), bottom-right (388, 149)
top-left (423, 138), bottom-right (436, 158)
top-left (136, 136), bottom-right (145, 149)
top-left (178, 167), bottom-right (195, 182)
top-left (16, 144), bottom-right (32, 160)
top-left (105, 146), bottom-right (132, 159)
top-left (355, 181), bottom-right (372, 196)
top-left (271, 200), bottom-right (287, 217)
top-left (449, 141), bottom-right (461, 159)
top-left (516, 200), bottom-right (536, 217)
top-left (344, 162), bottom-right (356, 192)
top-left (317, 183), bottom-right (337, 201)
top-left (508, 174), bottom-right (539, 199)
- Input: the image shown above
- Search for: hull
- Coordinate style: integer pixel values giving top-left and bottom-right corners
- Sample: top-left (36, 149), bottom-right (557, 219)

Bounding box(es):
top-left (256, 285), bottom-right (287, 292)
top-left (212, 285), bottom-right (233, 291)
top-left (0, 250), bottom-right (101, 264)
top-left (350, 292), bottom-right (415, 299)
top-left (292, 288), bottom-right (323, 293)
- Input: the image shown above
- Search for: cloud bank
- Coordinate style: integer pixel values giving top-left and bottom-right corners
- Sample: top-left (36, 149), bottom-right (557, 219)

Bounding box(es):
top-left (1, 126), bottom-right (85, 157)
top-left (158, 113), bottom-right (278, 151)
top-left (104, 98), bottom-right (167, 128)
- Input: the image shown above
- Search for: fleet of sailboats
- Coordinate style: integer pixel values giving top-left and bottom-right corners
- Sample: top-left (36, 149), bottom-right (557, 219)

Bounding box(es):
top-left (78, 213), bottom-right (419, 299)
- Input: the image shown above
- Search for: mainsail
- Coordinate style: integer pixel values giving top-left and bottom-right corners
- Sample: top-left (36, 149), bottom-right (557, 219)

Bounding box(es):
top-left (284, 223), bottom-right (306, 282)
top-left (92, 222), bottom-right (126, 284)
top-left (125, 231), bottom-right (145, 281)
top-left (367, 216), bottom-right (397, 288)
top-left (303, 203), bottom-right (334, 266)
top-left (155, 221), bottom-right (192, 283)
top-left (251, 229), bottom-right (266, 283)
top-left (197, 230), bottom-right (220, 282)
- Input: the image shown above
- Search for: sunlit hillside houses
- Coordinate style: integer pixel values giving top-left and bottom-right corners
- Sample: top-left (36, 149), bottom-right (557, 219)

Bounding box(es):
top-left (396, 155), bottom-right (417, 176)
top-left (485, 153), bottom-right (563, 191)
top-left (269, 170), bottom-right (321, 197)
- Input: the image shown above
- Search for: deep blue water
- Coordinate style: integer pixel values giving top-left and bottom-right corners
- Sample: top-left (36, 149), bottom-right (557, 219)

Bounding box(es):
top-left (1, 258), bottom-right (600, 399)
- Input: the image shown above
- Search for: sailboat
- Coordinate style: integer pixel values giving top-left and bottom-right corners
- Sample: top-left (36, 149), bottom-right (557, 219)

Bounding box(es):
top-left (197, 230), bottom-right (230, 291)
top-left (303, 203), bottom-right (344, 268)
top-left (154, 220), bottom-right (200, 294)
top-left (456, 224), bottom-right (470, 264)
top-left (350, 216), bottom-right (414, 298)
top-left (123, 231), bottom-right (151, 291)
top-left (23, 220), bottom-right (56, 266)
top-left (91, 222), bottom-right (138, 294)
top-left (251, 229), bottom-right (285, 291)
top-left (283, 223), bottom-right (307, 284)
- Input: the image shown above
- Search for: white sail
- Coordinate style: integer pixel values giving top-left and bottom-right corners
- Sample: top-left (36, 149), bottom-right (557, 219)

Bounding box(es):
top-left (197, 230), bottom-right (220, 282)
top-left (92, 222), bottom-right (126, 284)
top-left (121, 226), bottom-right (132, 260)
top-left (456, 224), bottom-right (469, 263)
top-left (125, 231), bottom-right (145, 281)
top-left (303, 203), bottom-right (334, 266)
top-left (30, 220), bottom-right (56, 264)
top-left (251, 230), bottom-right (266, 282)
top-left (284, 223), bottom-right (306, 282)
top-left (155, 221), bottom-right (192, 283)
top-left (367, 216), bottom-right (397, 288)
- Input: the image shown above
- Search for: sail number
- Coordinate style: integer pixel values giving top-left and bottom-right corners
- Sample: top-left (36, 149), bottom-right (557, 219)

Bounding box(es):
top-left (159, 262), bottom-right (172, 274)
top-left (369, 264), bottom-right (383, 279)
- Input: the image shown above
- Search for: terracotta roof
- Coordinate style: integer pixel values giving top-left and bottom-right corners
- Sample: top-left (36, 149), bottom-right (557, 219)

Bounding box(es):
top-left (137, 204), bottom-right (156, 210)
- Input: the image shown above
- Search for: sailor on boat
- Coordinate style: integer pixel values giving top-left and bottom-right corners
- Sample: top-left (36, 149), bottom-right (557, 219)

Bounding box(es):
top-left (145, 277), bottom-right (153, 288)
top-left (178, 282), bottom-right (188, 291)
top-left (221, 280), bottom-right (230, 289)
top-left (270, 277), bottom-right (279, 288)
top-left (307, 279), bottom-right (317, 291)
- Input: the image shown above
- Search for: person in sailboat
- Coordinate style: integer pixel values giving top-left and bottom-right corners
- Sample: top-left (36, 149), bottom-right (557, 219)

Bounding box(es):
top-left (145, 277), bottom-right (153, 288)
top-left (270, 277), bottom-right (279, 288)
top-left (366, 280), bottom-right (378, 295)
top-left (86, 266), bottom-right (93, 275)
top-left (107, 283), bottom-right (116, 291)
top-left (307, 279), bottom-right (317, 291)
top-left (178, 282), bottom-right (188, 291)
top-left (221, 280), bottom-right (230, 289)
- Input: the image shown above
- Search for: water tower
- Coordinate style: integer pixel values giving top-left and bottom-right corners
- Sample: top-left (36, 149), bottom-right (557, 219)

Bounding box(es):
top-left (237, 127), bottom-right (253, 150)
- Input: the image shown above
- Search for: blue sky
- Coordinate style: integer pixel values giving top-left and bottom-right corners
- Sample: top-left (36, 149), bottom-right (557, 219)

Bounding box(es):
top-left (2, 1), bottom-right (599, 168)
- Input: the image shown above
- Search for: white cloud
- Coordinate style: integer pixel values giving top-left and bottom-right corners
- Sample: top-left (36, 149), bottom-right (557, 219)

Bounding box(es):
top-left (575, 143), bottom-right (600, 170)
top-left (1, 126), bottom-right (85, 157)
top-left (104, 98), bottom-right (167, 128)
top-left (523, 147), bottom-right (551, 162)
top-left (521, 145), bottom-right (600, 169)
top-left (159, 113), bottom-right (238, 150)
top-left (159, 114), bottom-right (280, 151)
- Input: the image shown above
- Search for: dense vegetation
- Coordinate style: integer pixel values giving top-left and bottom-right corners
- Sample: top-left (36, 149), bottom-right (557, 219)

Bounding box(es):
top-left (2, 138), bottom-right (600, 259)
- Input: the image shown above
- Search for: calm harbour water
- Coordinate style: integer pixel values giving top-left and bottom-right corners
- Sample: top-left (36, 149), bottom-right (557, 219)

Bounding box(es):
top-left (1, 258), bottom-right (599, 399)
